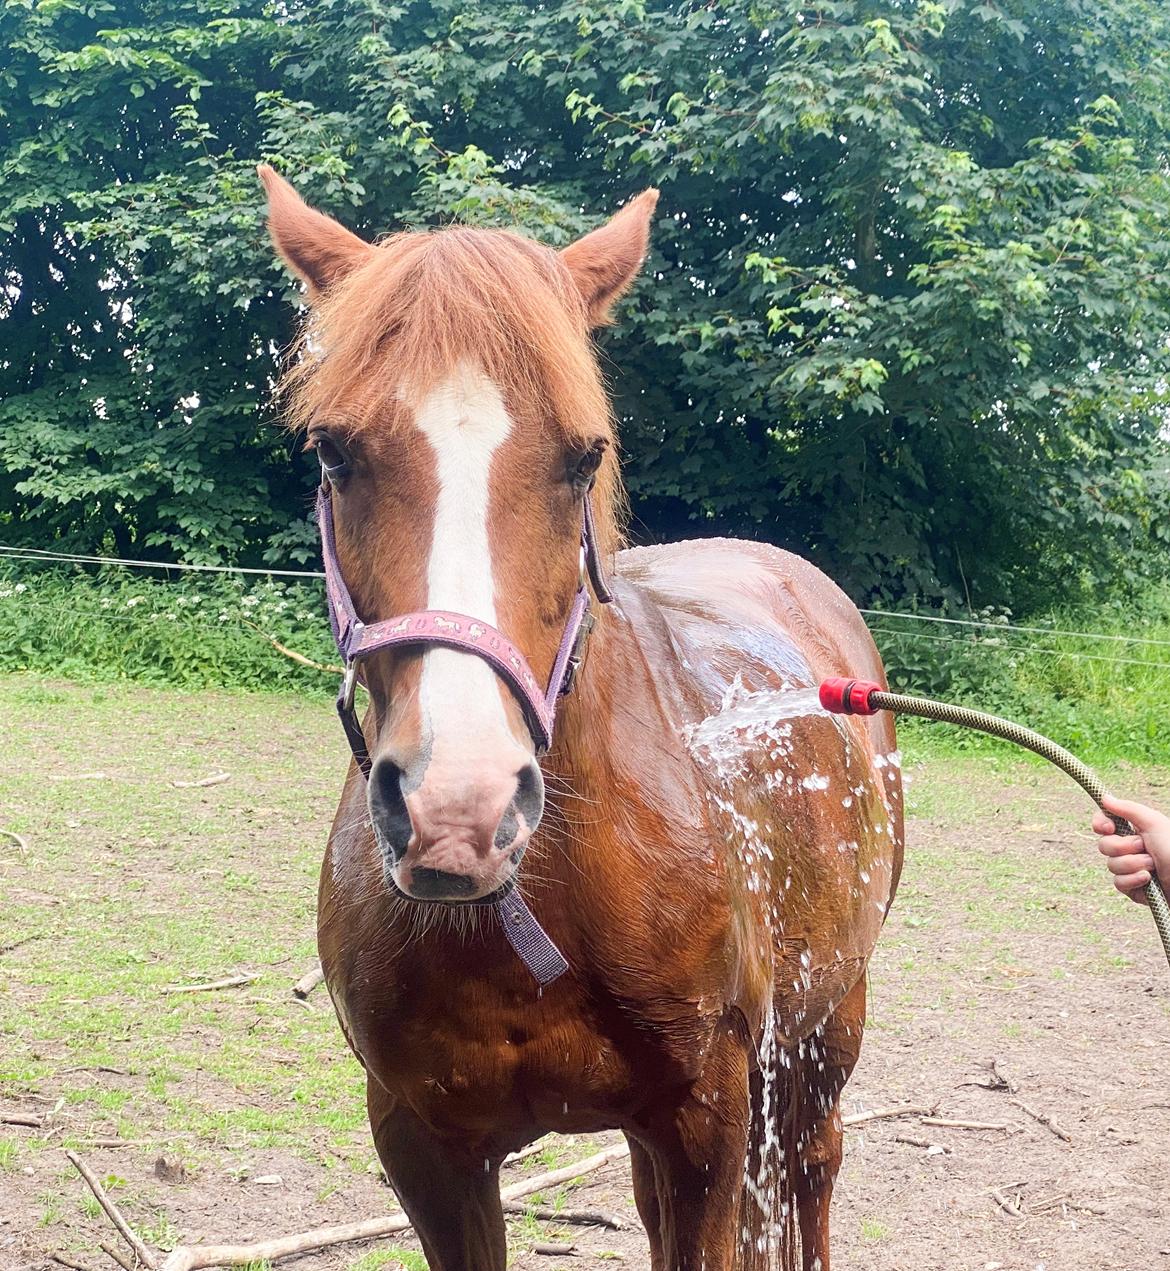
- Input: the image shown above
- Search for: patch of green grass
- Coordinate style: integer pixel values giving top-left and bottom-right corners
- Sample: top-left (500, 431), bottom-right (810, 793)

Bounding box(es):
top-left (137, 1214), bottom-right (181, 1251)
top-left (875, 584), bottom-right (1170, 765)
top-left (349, 1251), bottom-right (427, 1271)
top-left (38, 1191), bottom-right (65, 1227)
top-left (0, 1139), bottom-right (18, 1171)
top-left (860, 1216), bottom-right (889, 1241)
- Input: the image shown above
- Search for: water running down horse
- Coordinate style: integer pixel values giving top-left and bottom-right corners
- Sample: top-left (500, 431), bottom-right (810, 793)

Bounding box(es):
top-left (260, 164), bottom-right (904, 1271)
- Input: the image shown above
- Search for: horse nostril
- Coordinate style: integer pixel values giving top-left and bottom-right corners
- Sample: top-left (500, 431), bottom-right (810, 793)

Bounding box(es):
top-left (494, 762), bottom-right (544, 854)
top-left (368, 758), bottom-right (413, 862)
top-left (515, 761), bottom-right (545, 829)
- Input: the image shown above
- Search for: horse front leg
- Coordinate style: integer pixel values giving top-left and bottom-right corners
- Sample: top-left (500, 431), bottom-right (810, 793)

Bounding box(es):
top-left (366, 1076), bottom-right (506, 1271)
top-left (636, 1031), bottom-right (753, 1271)
top-left (626, 1134), bottom-right (667, 1271)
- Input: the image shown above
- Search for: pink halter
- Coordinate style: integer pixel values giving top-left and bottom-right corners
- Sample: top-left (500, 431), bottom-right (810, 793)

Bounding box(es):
top-left (318, 482), bottom-right (611, 772)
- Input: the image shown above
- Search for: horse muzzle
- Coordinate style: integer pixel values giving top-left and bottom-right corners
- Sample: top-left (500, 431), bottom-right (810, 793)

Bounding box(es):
top-left (369, 754), bottom-right (544, 903)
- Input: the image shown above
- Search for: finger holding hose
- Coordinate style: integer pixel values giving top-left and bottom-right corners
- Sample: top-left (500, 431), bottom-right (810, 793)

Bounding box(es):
top-left (1095, 795), bottom-right (1170, 907)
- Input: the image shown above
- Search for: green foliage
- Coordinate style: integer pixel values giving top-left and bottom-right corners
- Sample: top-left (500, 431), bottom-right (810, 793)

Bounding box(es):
top-left (0, 565), bottom-right (336, 694)
top-left (3, 561), bottom-right (1164, 763)
top-left (873, 583), bottom-right (1170, 762)
top-left (2, 0), bottom-right (1169, 611)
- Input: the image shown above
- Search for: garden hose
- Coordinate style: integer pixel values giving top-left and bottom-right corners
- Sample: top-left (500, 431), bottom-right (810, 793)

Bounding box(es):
top-left (819, 677), bottom-right (1170, 972)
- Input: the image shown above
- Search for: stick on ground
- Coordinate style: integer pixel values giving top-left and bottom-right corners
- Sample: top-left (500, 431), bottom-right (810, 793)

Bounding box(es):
top-left (504, 1139), bottom-right (549, 1167)
top-left (0, 827), bottom-right (30, 855)
top-left (160, 975), bottom-right (255, 996)
top-left (920, 1117), bottom-right (1013, 1132)
top-left (842, 1103), bottom-right (937, 1128)
top-left (292, 963), bottom-right (324, 999)
top-left (50, 1254), bottom-right (96, 1271)
top-left (1011, 1098), bottom-right (1072, 1143)
top-left (991, 1187), bottom-right (1024, 1218)
top-left (138, 1143), bottom-right (631, 1271)
top-left (100, 1241), bottom-right (137, 1271)
top-left (502, 1201), bottom-right (626, 1230)
top-left (66, 1150), bottom-right (157, 1269)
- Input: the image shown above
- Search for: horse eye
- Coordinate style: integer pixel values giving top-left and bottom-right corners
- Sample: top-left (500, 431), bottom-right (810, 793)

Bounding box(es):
top-left (571, 445), bottom-right (605, 491)
top-left (313, 436), bottom-right (350, 483)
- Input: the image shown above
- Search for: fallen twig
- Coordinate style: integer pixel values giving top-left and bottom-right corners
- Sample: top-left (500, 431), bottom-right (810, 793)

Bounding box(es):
top-left (242, 621), bottom-right (344, 675)
top-left (502, 1202), bottom-right (625, 1230)
top-left (50, 1254), bottom-right (96, 1271)
top-left (0, 827), bottom-right (29, 855)
top-left (534, 1243), bottom-right (576, 1256)
top-left (292, 963), bottom-right (324, 1000)
top-left (1011, 1098), bottom-right (1072, 1143)
top-left (921, 1117), bottom-right (1013, 1132)
top-left (504, 1139), bottom-right (550, 1167)
top-left (171, 773), bottom-right (231, 789)
top-left (1028, 1191), bottom-right (1071, 1213)
top-left (160, 975), bottom-right (255, 996)
top-left (990, 1187), bottom-right (1024, 1218)
top-left (1, 933), bottom-right (43, 956)
top-left (66, 1149), bottom-right (158, 1269)
top-left (892, 1134), bottom-right (949, 1153)
top-left (842, 1102), bottom-right (937, 1128)
top-left (100, 1241), bottom-right (137, 1271)
top-left (2, 1112), bottom-right (43, 1128)
top-left (131, 1144), bottom-right (632, 1271)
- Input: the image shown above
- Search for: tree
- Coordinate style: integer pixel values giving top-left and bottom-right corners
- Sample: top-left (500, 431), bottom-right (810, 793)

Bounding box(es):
top-left (2, 0), bottom-right (1168, 607)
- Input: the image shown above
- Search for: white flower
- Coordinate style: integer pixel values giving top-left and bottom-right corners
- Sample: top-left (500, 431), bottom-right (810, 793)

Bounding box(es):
top-left (14, 582), bottom-right (27, 594)
top-left (126, 596), bottom-right (145, 607)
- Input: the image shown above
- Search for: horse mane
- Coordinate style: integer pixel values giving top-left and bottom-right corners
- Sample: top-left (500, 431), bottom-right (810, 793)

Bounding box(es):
top-left (279, 225), bottom-right (627, 556)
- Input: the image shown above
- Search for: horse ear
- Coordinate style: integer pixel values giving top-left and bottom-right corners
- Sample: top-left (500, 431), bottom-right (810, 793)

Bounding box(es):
top-left (560, 189), bottom-right (659, 327)
top-left (257, 164), bottom-right (372, 297)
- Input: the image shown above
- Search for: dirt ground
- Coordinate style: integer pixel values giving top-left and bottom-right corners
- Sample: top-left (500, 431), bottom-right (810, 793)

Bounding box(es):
top-left (1, 677), bottom-right (1167, 1271)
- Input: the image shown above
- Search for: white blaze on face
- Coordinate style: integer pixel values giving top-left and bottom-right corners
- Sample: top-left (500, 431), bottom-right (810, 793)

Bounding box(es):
top-left (414, 364), bottom-right (523, 763)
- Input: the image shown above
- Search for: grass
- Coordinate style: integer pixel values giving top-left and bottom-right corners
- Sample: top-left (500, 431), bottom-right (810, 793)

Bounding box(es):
top-left (2, 672), bottom-right (1166, 1264)
top-left (0, 675), bottom-right (367, 1167)
top-left (348, 1252), bottom-right (427, 1271)
top-left (860, 1217), bottom-right (889, 1241)
top-left (873, 583), bottom-right (1170, 764)
top-left (2, 564), bottom-right (1168, 764)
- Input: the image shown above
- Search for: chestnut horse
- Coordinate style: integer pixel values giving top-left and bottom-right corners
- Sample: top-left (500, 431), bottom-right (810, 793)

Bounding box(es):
top-left (260, 165), bottom-right (903, 1271)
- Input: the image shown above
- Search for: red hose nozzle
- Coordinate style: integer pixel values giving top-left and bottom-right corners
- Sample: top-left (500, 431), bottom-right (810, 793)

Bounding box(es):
top-left (819, 677), bottom-right (883, 716)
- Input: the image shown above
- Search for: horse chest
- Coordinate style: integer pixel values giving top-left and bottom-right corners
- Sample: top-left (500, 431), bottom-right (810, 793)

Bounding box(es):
top-left (350, 979), bottom-right (650, 1135)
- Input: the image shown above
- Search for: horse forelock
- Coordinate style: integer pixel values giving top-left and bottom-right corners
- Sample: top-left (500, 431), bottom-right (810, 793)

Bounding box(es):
top-left (279, 224), bottom-right (626, 557)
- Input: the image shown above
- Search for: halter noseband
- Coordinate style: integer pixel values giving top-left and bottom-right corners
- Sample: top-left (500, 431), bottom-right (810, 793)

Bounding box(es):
top-left (316, 479), bottom-right (613, 986)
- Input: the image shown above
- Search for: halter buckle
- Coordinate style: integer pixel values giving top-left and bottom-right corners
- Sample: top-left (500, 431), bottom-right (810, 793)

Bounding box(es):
top-left (560, 608), bottom-right (595, 697)
top-left (340, 659), bottom-right (359, 712)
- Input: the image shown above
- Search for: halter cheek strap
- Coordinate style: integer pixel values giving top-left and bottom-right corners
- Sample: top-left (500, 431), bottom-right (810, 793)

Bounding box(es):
top-left (316, 481), bottom-right (613, 986)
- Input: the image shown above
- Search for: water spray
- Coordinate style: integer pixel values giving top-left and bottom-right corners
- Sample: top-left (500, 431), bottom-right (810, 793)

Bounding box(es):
top-left (819, 677), bottom-right (1170, 970)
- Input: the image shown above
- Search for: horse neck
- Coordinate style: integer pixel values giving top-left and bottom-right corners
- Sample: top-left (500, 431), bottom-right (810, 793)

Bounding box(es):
top-left (541, 603), bottom-right (651, 868)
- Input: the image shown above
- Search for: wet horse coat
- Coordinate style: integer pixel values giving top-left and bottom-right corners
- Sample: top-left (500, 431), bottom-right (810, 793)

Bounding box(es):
top-left (261, 166), bottom-right (903, 1271)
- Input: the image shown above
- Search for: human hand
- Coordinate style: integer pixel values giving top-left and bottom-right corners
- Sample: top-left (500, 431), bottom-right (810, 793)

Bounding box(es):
top-left (1094, 794), bottom-right (1170, 905)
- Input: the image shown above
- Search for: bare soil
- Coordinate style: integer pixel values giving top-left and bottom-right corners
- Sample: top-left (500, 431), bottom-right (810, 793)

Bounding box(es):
top-left (1, 678), bottom-right (1167, 1271)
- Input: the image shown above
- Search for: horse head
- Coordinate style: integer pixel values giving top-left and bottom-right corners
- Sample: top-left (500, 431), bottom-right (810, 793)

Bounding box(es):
top-left (260, 166), bottom-right (656, 903)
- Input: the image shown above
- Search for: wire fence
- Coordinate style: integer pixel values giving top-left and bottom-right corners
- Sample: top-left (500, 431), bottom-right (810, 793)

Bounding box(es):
top-left (3, 541), bottom-right (1170, 671)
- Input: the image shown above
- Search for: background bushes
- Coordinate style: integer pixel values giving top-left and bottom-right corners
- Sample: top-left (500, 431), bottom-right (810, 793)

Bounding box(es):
top-left (2, 0), bottom-right (1169, 612)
